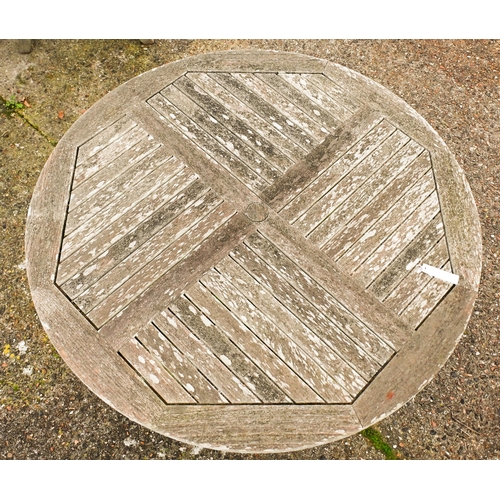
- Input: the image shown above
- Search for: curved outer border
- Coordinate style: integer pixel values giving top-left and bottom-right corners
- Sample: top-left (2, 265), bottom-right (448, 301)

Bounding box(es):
top-left (25, 50), bottom-right (482, 453)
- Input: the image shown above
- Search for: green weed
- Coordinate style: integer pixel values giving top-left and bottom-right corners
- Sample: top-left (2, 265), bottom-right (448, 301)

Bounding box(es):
top-left (361, 427), bottom-right (399, 460)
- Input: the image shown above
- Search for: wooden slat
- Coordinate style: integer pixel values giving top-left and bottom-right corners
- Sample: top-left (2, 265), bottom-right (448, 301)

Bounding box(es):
top-left (384, 237), bottom-right (450, 314)
top-left (298, 130), bottom-right (415, 242)
top-left (76, 115), bottom-right (137, 166)
top-left (324, 157), bottom-right (433, 261)
top-left (60, 157), bottom-right (189, 261)
top-left (73, 125), bottom-right (148, 187)
top-left (163, 83), bottom-right (282, 184)
top-left (368, 213), bottom-right (445, 300)
top-left (262, 108), bottom-right (385, 211)
top-left (187, 72), bottom-right (303, 162)
top-left (65, 182), bottom-right (216, 303)
top-left (120, 337), bottom-right (196, 403)
top-left (255, 72), bottom-right (340, 131)
top-left (337, 169), bottom-right (437, 271)
top-left (174, 75), bottom-right (292, 172)
top-left (186, 280), bottom-right (324, 403)
top-left (279, 119), bottom-right (398, 225)
top-left (305, 73), bottom-right (363, 114)
top-left (401, 261), bottom-right (454, 329)
top-left (148, 92), bottom-right (269, 193)
top-left (197, 269), bottom-right (349, 402)
top-left (245, 232), bottom-right (394, 366)
top-left (57, 161), bottom-right (194, 282)
top-left (230, 241), bottom-right (378, 382)
top-left (66, 142), bottom-right (165, 233)
top-left (170, 294), bottom-right (291, 404)
top-left (279, 73), bottom-right (353, 122)
top-left (154, 403), bottom-right (361, 453)
top-left (259, 214), bottom-right (413, 350)
top-left (100, 213), bottom-right (255, 349)
top-left (309, 136), bottom-right (424, 246)
top-left (153, 310), bottom-right (260, 403)
top-left (233, 73), bottom-right (327, 142)
top-left (86, 201), bottom-right (237, 326)
top-left (216, 257), bottom-right (363, 398)
top-left (210, 72), bottom-right (315, 151)
top-left (137, 324), bottom-right (228, 404)
top-left (353, 190), bottom-right (441, 285)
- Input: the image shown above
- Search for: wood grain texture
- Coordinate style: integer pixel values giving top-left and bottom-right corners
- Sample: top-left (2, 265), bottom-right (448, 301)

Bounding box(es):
top-left (26, 50), bottom-right (481, 454)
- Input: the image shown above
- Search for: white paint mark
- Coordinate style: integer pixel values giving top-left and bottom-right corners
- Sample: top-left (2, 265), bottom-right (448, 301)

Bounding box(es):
top-left (201, 315), bottom-right (212, 327)
top-left (149, 374), bottom-right (160, 384)
top-left (406, 258), bottom-right (421, 271)
top-left (418, 264), bottom-right (459, 284)
top-left (83, 264), bottom-right (97, 277)
top-left (138, 355), bottom-right (146, 364)
top-left (220, 355), bottom-right (232, 366)
top-left (360, 229), bottom-right (376, 242)
top-left (186, 383), bottom-right (195, 393)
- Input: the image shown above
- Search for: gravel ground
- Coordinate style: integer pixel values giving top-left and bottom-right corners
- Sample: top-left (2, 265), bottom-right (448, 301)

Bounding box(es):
top-left (0, 39), bottom-right (498, 460)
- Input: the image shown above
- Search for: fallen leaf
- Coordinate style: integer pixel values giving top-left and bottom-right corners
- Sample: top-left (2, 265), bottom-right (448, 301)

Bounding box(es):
top-left (23, 99), bottom-right (31, 108)
top-left (57, 110), bottom-right (65, 119)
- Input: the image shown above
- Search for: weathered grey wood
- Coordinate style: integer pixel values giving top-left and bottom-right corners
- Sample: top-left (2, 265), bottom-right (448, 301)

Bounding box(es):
top-left (136, 324), bottom-right (228, 404)
top-left (245, 232), bottom-right (394, 366)
top-left (174, 75), bottom-right (291, 172)
top-left (153, 403), bottom-right (362, 453)
top-left (259, 214), bottom-right (414, 350)
top-left (255, 72), bottom-right (340, 131)
top-left (368, 213), bottom-right (445, 300)
top-left (384, 237), bottom-right (449, 314)
top-left (26, 50), bottom-right (481, 453)
top-left (76, 115), bottom-right (137, 166)
top-left (72, 125), bottom-right (148, 188)
top-left (279, 73), bottom-right (354, 121)
top-left (323, 152), bottom-right (433, 261)
top-left (337, 169), bottom-right (437, 273)
top-left (57, 160), bottom-right (193, 281)
top-left (186, 279), bottom-right (324, 403)
top-left (279, 119), bottom-right (398, 225)
top-left (61, 156), bottom-right (189, 261)
top-left (216, 257), bottom-right (356, 399)
top-left (262, 107), bottom-right (384, 211)
top-left (66, 182), bottom-right (215, 305)
top-left (187, 72), bottom-right (303, 163)
top-left (86, 201), bottom-right (238, 327)
top-left (119, 336), bottom-right (197, 403)
top-left (230, 241), bottom-right (380, 382)
top-left (353, 284), bottom-right (476, 427)
top-left (234, 72), bottom-right (327, 143)
top-left (100, 212), bottom-right (255, 350)
top-left (153, 310), bottom-right (260, 403)
top-left (401, 261), bottom-right (454, 329)
top-left (170, 294), bottom-right (291, 403)
top-left (354, 190), bottom-right (441, 286)
top-left (197, 268), bottom-right (347, 402)
top-left (303, 73), bottom-right (363, 114)
top-left (149, 92), bottom-right (270, 193)
top-left (67, 141), bottom-right (165, 231)
top-left (210, 73), bottom-right (315, 151)
top-left (300, 132), bottom-right (418, 243)
top-left (308, 135), bottom-right (423, 245)
top-left (162, 83), bottom-right (283, 184)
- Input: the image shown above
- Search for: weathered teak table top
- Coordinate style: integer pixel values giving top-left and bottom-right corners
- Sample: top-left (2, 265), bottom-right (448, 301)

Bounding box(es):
top-left (26, 50), bottom-right (482, 453)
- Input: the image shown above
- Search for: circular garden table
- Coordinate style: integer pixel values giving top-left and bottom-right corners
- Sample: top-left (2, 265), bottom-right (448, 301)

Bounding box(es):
top-left (26, 50), bottom-right (482, 453)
